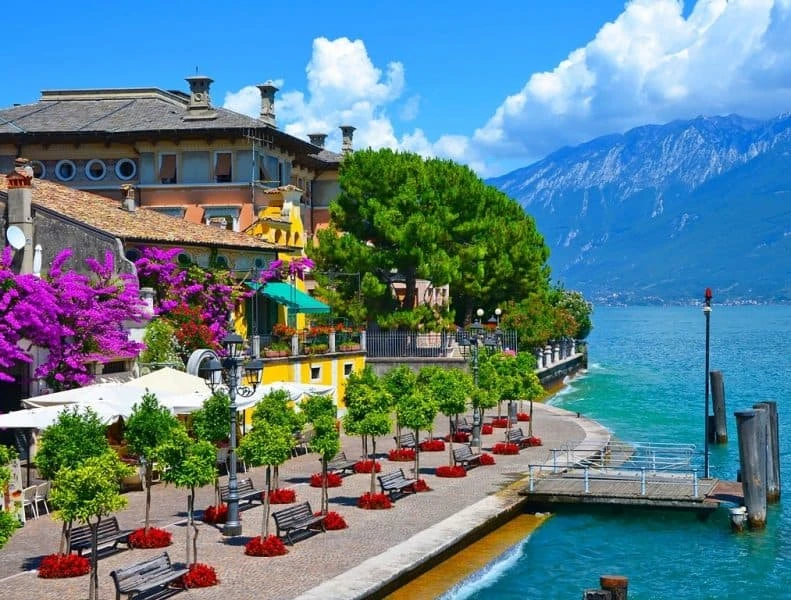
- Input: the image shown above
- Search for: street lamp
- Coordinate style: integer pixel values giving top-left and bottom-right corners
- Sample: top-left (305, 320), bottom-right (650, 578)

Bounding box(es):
top-left (703, 288), bottom-right (712, 479)
top-left (469, 308), bottom-right (485, 451)
top-left (202, 333), bottom-right (263, 536)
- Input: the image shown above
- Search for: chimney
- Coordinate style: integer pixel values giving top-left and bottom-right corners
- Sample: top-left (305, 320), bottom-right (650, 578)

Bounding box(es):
top-left (184, 75), bottom-right (217, 120)
top-left (256, 81), bottom-right (278, 128)
top-left (120, 184), bottom-right (137, 212)
top-left (308, 133), bottom-right (327, 148)
top-left (6, 158), bottom-right (34, 273)
top-left (340, 125), bottom-right (356, 155)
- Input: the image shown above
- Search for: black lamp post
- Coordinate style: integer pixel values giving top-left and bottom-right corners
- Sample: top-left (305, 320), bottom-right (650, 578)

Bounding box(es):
top-left (202, 333), bottom-right (263, 536)
top-left (703, 288), bottom-right (712, 479)
top-left (469, 308), bottom-right (485, 451)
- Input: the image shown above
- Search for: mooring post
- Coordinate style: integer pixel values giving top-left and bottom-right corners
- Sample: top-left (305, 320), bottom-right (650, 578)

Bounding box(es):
top-left (754, 401), bottom-right (780, 503)
top-left (710, 370), bottom-right (727, 443)
top-left (735, 409), bottom-right (767, 529)
top-left (729, 506), bottom-right (747, 532)
top-left (600, 575), bottom-right (628, 600)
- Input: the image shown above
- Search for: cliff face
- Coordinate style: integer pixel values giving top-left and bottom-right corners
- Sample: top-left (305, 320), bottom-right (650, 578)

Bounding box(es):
top-left (487, 114), bottom-right (791, 304)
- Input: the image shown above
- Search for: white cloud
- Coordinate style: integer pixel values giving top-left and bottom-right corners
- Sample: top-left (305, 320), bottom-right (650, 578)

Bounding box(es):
top-left (473, 0), bottom-right (791, 166)
top-left (223, 1), bottom-right (791, 176)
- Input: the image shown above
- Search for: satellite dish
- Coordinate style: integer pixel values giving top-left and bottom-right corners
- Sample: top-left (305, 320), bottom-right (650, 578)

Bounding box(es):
top-left (6, 226), bottom-right (26, 250)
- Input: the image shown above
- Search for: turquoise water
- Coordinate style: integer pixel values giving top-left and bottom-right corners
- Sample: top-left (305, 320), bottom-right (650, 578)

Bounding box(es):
top-left (449, 306), bottom-right (791, 600)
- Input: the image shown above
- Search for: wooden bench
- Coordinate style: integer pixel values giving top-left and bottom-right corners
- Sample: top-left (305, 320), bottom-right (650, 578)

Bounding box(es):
top-left (219, 477), bottom-right (263, 507)
top-left (452, 416), bottom-right (473, 434)
top-left (110, 551), bottom-right (188, 600)
top-left (453, 446), bottom-right (482, 470)
top-left (378, 468), bottom-right (417, 500)
top-left (272, 501), bottom-right (326, 545)
top-left (394, 432), bottom-right (417, 449)
top-left (505, 427), bottom-right (530, 449)
top-left (325, 451), bottom-right (357, 475)
top-left (69, 516), bottom-right (132, 556)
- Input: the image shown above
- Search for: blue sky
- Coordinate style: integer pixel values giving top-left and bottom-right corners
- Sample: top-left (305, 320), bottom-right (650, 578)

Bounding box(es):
top-left (5, 1), bottom-right (790, 175)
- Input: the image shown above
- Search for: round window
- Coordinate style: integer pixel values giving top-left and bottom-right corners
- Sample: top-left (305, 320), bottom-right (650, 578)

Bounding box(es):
top-left (115, 158), bottom-right (137, 181)
top-left (30, 160), bottom-right (46, 179)
top-left (125, 248), bottom-right (142, 262)
top-left (55, 160), bottom-right (77, 182)
top-left (177, 253), bottom-right (192, 267)
top-left (85, 159), bottom-right (107, 181)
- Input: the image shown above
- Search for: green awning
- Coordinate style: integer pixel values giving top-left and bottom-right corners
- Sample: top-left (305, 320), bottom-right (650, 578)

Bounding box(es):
top-left (246, 281), bottom-right (330, 314)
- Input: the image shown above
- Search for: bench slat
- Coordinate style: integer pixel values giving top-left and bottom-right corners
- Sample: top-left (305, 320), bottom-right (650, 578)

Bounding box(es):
top-left (272, 502), bottom-right (326, 545)
top-left (111, 552), bottom-right (187, 599)
top-left (377, 469), bottom-right (417, 500)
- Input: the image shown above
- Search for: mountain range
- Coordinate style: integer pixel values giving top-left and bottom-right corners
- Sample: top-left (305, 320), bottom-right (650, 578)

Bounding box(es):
top-left (487, 114), bottom-right (791, 305)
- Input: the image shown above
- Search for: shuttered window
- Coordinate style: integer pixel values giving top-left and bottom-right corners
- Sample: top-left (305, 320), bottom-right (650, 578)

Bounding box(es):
top-left (159, 154), bottom-right (177, 184)
top-left (215, 152), bottom-right (232, 183)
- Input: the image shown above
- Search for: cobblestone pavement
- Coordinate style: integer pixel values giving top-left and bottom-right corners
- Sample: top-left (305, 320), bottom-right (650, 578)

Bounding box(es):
top-left (0, 404), bottom-right (597, 600)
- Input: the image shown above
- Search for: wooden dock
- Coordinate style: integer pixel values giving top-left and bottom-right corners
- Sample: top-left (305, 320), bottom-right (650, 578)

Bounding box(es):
top-left (520, 471), bottom-right (743, 512)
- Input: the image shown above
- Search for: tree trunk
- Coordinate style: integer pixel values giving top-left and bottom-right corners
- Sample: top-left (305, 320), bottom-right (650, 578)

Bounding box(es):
top-left (185, 492), bottom-right (192, 566)
top-left (528, 399), bottom-right (534, 437)
top-left (214, 476), bottom-right (221, 507)
top-left (414, 428), bottom-right (421, 480)
top-left (262, 466), bottom-right (272, 538)
top-left (447, 416), bottom-right (454, 467)
top-left (403, 275), bottom-right (418, 311)
top-left (190, 488), bottom-right (199, 566)
top-left (144, 463), bottom-right (152, 534)
top-left (369, 439), bottom-right (377, 495)
top-left (321, 458), bottom-right (329, 514)
top-left (88, 517), bottom-right (101, 600)
top-left (59, 521), bottom-right (69, 555)
top-left (273, 465), bottom-right (280, 489)
top-left (362, 434), bottom-right (369, 459)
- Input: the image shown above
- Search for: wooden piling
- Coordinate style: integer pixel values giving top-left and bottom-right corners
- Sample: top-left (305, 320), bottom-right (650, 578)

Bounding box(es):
top-left (754, 401), bottom-right (780, 503)
top-left (709, 370), bottom-right (727, 443)
top-left (600, 575), bottom-right (628, 600)
top-left (735, 409), bottom-right (767, 529)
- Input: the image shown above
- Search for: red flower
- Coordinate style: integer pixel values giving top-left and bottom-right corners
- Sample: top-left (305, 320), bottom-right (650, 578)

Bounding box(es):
top-left (202, 504), bottom-right (228, 524)
top-left (244, 535), bottom-right (289, 557)
top-left (128, 527), bottom-right (172, 549)
top-left (444, 432), bottom-right (470, 443)
top-left (388, 448), bottom-right (416, 462)
top-left (38, 554), bottom-right (90, 579)
top-left (411, 478), bottom-right (432, 492)
top-left (177, 563), bottom-right (219, 587)
top-left (354, 460), bottom-right (381, 474)
top-left (479, 452), bottom-right (496, 465)
top-left (491, 418), bottom-right (509, 428)
top-left (527, 436), bottom-right (543, 447)
top-left (357, 492), bottom-right (392, 510)
top-left (481, 424), bottom-right (494, 435)
top-left (517, 412), bottom-right (531, 422)
top-left (265, 488), bottom-right (296, 504)
top-left (419, 439), bottom-right (446, 452)
top-left (314, 510), bottom-right (348, 530)
top-left (492, 442), bottom-right (520, 455)
top-left (310, 472), bottom-right (343, 488)
top-left (435, 465), bottom-right (467, 478)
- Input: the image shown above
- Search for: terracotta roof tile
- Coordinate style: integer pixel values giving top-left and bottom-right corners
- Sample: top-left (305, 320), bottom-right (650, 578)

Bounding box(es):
top-left (0, 176), bottom-right (282, 251)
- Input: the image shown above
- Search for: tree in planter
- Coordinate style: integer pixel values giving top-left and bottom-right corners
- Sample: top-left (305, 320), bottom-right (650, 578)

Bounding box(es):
top-left (49, 452), bottom-right (133, 600)
top-left (383, 366), bottom-right (417, 445)
top-left (470, 386), bottom-right (498, 445)
top-left (139, 318), bottom-right (184, 370)
top-left (191, 391), bottom-right (232, 506)
top-left (302, 394), bottom-right (340, 515)
top-left (238, 420), bottom-right (293, 538)
top-left (396, 388), bottom-right (437, 479)
top-left (36, 407), bottom-right (111, 554)
top-left (153, 427), bottom-right (216, 566)
top-left (123, 391), bottom-right (181, 534)
top-left (0, 445), bottom-right (19, 550)
top-left (249, 390), bottom-right (305, 488)
top-left (514, 352), bottom-right (545, 437)
top-left (427, 368), bottom-right (473, 466)
top-left (343, 368), bottom-right (392, 494)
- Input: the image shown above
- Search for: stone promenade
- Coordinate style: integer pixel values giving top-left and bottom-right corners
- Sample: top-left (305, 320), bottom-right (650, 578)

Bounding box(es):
top-left (0, 403), bottom-right (609, 600)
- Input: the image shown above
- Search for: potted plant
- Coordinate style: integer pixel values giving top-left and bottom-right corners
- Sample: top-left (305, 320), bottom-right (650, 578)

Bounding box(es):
top-left (264, 341), bottom-right (290, 358)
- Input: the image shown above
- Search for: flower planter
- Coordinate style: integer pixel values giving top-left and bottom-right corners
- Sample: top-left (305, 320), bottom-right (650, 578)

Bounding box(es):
top-left (310, 472), bottom-right (342, 488)
top-left (526, 436), bottom-right (543, 447)
top-left (491, 418), bottom-right (509, 428)
top-left (517, 412), bottom-right (531, 422)
top-left (492, 442), bottom-right (520, 455)
top-left (264, 350), bottom-right (289, 358)
top-left (419, 439), bottom-right (446, 452)
top-left (388, 448), bottom-right (416, 462)
top-left (202, 503), bottom-right (228, 524)
top-left (411, 478), bottom-right (432, 492)
top-left (38, 554), bottom-right (90, 578)
top-left (354, 460), bottom-right (381, 474)
top-left (315, 510), bottom-right (348, 530)
top-left (245, 535), bottom-right (288, 557)
top-left (266, 488), bottom-right (296, 504)
top-left (339, 344), bottom-right (361, 352)
top-left (177, 563), bottom-right (219, 587)
top-left (357, 493), bottom-right (392, 510)
top-left (479, 453), bottom-right (496, 466)
top-left (481, 424), bottom-right (494, 435)
top-left (445, 432), bottom-right (470, 443)
top-left (129, 527), bottom-right (172, 549)
top-left (436, 465), bottom-right (467, 478)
